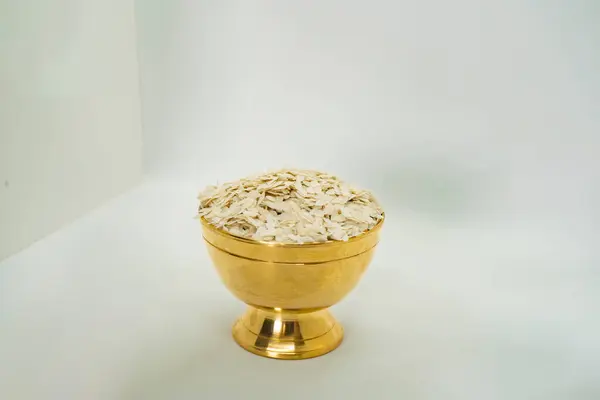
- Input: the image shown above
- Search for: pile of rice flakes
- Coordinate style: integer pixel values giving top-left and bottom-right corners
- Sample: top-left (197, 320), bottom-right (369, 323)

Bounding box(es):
top-left (198, 169), bottom-right (384, 243)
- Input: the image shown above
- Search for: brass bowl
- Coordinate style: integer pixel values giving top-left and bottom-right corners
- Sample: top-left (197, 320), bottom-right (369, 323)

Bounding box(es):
top-left (201, 216), bottom-right (383, 360)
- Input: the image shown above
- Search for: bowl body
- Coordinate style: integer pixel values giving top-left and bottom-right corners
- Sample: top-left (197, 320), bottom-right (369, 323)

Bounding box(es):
top-left (201, 217), bottom-right (383, 310)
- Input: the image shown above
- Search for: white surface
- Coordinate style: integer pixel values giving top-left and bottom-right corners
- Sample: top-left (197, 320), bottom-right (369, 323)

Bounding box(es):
top-left (0, 179), bottom-right (598, 399)
top-left (0, 0), bottom-right (142, 260)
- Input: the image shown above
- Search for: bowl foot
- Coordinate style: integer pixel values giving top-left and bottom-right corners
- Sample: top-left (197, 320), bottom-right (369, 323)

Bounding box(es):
top-left (232, 306), bottom-right (343, 360)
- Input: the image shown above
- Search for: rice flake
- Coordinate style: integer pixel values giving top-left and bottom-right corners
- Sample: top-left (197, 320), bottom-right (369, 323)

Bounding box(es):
top-left (198, 169), bottom-right (383, 243)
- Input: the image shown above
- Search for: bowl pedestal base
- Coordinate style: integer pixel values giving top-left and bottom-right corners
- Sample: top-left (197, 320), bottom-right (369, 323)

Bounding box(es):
top-left (232, 306), bottom-right (344, 360)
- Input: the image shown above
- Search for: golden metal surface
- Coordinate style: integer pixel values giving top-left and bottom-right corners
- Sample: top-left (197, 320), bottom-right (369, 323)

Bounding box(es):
top-left (201, 216), bottom-right (383, 360)
top-left (232, 307), bottom-right (344, 360)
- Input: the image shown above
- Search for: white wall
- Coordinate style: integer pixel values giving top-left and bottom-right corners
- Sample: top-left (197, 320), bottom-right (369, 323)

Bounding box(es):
top-left (136, 0), bottom-right (599, 239)
top-left (0, 0), bottom-right (143, 260)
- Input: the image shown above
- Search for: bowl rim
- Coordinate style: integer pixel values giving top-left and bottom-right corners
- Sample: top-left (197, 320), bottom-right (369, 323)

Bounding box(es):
top-left (200, 213), bottom-right (384, 248)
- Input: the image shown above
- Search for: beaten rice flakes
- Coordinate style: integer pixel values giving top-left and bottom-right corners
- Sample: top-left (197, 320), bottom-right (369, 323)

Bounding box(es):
top-left (198, 169), bottom-right (383, 243)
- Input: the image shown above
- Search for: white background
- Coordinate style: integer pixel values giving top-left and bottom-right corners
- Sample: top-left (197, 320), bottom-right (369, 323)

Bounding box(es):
top-left (1, 1), bottom-right (599, 399)
top-left (0, 0), bottom-right (142, 259)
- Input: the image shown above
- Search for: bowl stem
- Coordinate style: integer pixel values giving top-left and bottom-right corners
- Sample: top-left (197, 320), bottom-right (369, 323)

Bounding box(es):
top-left (232, 306), bottom-right (344, 360)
